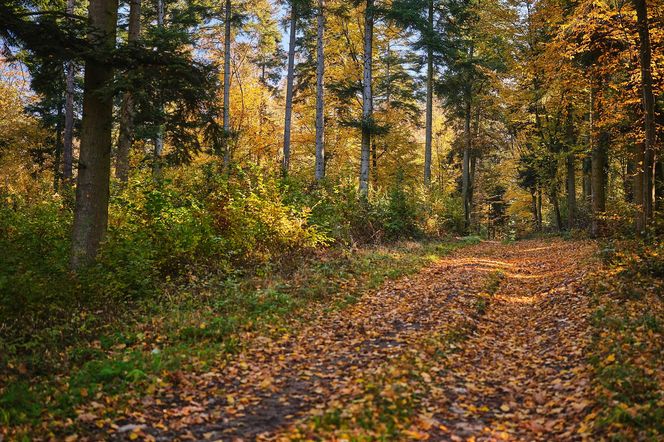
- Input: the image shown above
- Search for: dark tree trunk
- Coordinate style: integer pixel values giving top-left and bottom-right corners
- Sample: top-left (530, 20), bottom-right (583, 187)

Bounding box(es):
top-left (590, 77), bottom-right (608, 237)
top-left (70, 0), bottom-right (119, 270)
top-left (565, 106), bottom-right (576, 228)
top-left (461, 93), bottom-right (472, 230)
top-left (633, 142), bottom-right (645, 228)
top-left (583, 156), bottom-right (592, 202)
top-left (633, 0), bottom-right (656, 232)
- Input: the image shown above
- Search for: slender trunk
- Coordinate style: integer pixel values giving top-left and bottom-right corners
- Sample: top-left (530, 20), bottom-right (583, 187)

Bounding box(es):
top-left (550, 187), bottom-right (563, 232)
top-left (314, 0), bottom-right (325, 181)
top-left (423, 0), bottom-right (434, 186)
top-left (583, 156), bottom-right (592, 202)
top-left (152, 0), bottom-right (165, 179)
top-left (531, 190), bottom-right (538, 228)
top-left (54, 103), bottom-right (64, 192)
top-left (70, 0), bottom-right (119, 270)
top-left (536, 187), bottom-right (542, 230)
top-left (358, 0), bottom-right (374, 198)
top-left (565, 106), bottom-right (576, 228)
top-left (63, 0), bottom-right (76, 182)
top-left (633, 0), bottom-right (656, 232)
top-left (223, 0), bottom-right (232, 168)
top-left (625, 147), bottom-right (635, 203)
top-left (115, 0), bottom-right (141, 185)
top-left (461, 93), bottom-right (472, 230)
top-left (634, 142), bottom-right (645, 230)
top-left (282, 4), bottom-right (297, 175)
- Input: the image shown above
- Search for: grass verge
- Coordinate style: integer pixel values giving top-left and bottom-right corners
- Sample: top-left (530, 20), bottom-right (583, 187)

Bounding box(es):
top-left (588, 240), bottom-right (664, 440)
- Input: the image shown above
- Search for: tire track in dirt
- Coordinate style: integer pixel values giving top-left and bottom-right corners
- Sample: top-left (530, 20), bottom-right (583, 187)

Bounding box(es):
top-left (106, 239), bottom-right (598, 441)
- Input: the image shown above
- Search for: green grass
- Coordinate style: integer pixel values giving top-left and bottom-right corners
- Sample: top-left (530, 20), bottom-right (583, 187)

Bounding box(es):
top-left (0, 238), bottom-right (476, 437)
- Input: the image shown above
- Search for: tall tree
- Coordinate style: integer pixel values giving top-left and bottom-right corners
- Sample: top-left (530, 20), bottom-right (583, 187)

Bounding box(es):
top-left (358, 0), bottom-right (374, 197)
top-left (282, 0), bottom-right (302, 174)
top-left (633, 0), bottom-right (656, 232)
top-left (152, 0), bottom-right (165, 178)
top-left (63, 0), bottom-right (76, 183)
top-left (70, 0), bottom-right (119, 269)
top-left (423, 0), bottom-right (433, 185)
top-left (314, 0), bottom-right (326, 181)
top-left (116, 0), bottom-right (142, 184)
top-left (223, 0), bottom-right (232, 168)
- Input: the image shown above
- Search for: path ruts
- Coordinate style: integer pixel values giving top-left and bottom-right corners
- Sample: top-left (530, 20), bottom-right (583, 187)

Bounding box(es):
top-left (106, 239), bottom-right (598, 441)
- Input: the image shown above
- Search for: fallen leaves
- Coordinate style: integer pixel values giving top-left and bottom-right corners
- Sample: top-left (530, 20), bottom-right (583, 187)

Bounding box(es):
top-left (33, 239), bottom-right (611, 441)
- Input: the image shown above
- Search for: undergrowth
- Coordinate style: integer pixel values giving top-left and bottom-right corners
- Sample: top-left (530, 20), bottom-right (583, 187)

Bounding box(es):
top-left (589, 239), bottom-right (664, 440)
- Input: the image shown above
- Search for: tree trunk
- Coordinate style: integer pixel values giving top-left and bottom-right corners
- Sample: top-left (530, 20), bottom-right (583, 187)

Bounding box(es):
top-left (531, 190), bottom-right (538, 229)
top-left (590, 76), bottom-right (608, 237)
top-left (423, 0), bottom-right (434, 186)
top-left (63, 0), bottom-right (76, 182)
top-left (223, 0), bottom-right (232, 168)
top-left (583, 156), bottom-right (592, 202)
top-left (461, 93), bottom-right (472, 230)
top-left (152, 0), bottom-right (165, 179)
top-left (633, 0), bottom-right (656, 232)
top-left (282, 4), bottom-right (297, 175)
top-left (634, 142), bottom-right (645, 230)
top-left (550, 187), bottom-right (563, 232)
top-left (53, 103), bottom-right (64, 192)
top-left (565, 106), bottom-right (576, 228)
top-left (70, 0), bottom-right (119, 270)
top-left (536, 187), bottom-right (542, 230)
top-left (314, 0), bottom-right (325, 181)
top-left (358, 0), bottom-right (374, 198)
top-left (115, 0), bottom-right (141, 185)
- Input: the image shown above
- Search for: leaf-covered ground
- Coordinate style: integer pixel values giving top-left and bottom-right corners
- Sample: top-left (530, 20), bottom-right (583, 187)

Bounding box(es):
top-left (67, 238), bottom-right (612, 441)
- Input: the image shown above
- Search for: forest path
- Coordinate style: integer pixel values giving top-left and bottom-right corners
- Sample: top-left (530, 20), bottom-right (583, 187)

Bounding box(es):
top-left (113, 239), bottom-right (599, 441)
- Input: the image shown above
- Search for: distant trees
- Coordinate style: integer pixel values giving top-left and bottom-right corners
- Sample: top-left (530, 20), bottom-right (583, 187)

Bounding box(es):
top-left (1, 0), bottom-right (661, 268)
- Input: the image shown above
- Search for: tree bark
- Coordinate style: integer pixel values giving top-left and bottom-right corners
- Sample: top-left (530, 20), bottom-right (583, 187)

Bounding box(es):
top-left (583, 156), bottom-right (592, 202)
top-left (423, 0), bottom-right (434, 186)
top-left (358, 0), bottom-right (374, 198)
top-left (70, 0), bottom-right (119, 270)
top-left (537, 188), bottom-right (542, 230)
top-left (565, 106), bottom-right (576, 228)
top-left (590, 76), bottom-right (608, 237)
top-left (550, 187), bottom-right (563, 232)
top-left (461, 92), bottom-right (472, 230)
top-left (633, 142), bottom-right (644, 230)
top-left (152, 0), bottom-right (165, 179)
top-left (314, 0), bottom-right (325, 181)
top-left (63, 0), bottom-right (76, 182)
top-left (53, 103), bottom-right (64, 191)
top-left (633, 0), bottom-right (656, 232)
top-left (115, 0), bottom-right (141, 185)
top-left (223, 0), bottom-right (232, 168)
top-left (282, 3), bottom-right (297, 175)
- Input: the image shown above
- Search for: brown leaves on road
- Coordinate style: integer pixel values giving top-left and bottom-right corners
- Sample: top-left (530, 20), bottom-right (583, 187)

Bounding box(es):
top-left (81, 239), bottom-right (600, 441)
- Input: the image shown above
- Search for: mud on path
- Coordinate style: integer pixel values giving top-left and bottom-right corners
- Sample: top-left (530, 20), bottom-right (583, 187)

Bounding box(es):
top-left (106, 239), bottom-right (599, 441)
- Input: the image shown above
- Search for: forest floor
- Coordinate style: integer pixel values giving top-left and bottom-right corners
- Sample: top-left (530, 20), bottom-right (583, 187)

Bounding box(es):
top-left (77, 238), bottom-right (609, 441)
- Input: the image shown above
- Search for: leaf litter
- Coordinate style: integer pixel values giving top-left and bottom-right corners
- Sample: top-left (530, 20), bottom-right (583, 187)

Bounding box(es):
top-left (73, 239), bottom-right (603, 441)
